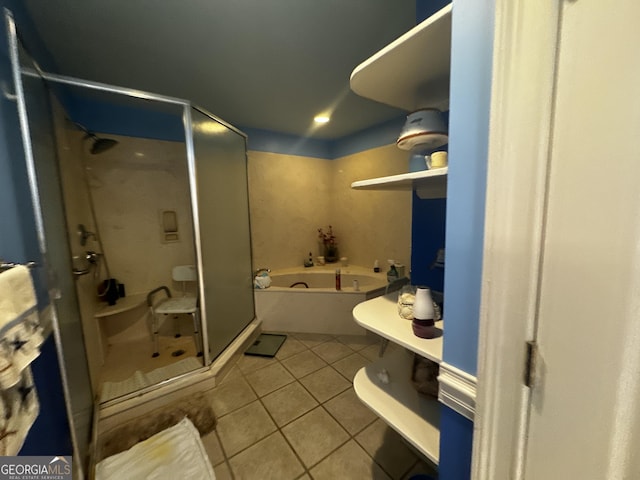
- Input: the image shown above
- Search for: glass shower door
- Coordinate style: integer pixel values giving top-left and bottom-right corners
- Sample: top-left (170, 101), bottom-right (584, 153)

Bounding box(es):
top-left (190, 108), bottom-right (255, 362)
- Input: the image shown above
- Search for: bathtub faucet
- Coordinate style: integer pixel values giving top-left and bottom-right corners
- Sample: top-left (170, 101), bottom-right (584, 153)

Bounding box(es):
top-left (254, 267), bottom-right (271, 277)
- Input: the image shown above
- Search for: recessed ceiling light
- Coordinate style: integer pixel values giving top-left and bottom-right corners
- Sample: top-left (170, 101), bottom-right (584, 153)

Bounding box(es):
top-left (314, 115), bottom-right (330, 124)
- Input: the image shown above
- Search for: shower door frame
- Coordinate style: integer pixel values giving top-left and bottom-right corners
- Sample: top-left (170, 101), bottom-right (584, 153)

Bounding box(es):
top-left (11, 9), bottom-right (253, 385)
top-left (27, 73), bottom-right (254, 369)
top-left (19, 68), bottom-right (253, 368)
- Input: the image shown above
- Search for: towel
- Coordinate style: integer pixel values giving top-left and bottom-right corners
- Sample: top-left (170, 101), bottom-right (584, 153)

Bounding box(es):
top-left (0, 266), bottom-right (42, 455)
top-left (0, 367), bottom-right (40, 455)
top-left (0, 266), bottom-right (37, 326)
top-left (253, 272), bottom-right (271, 289)
top-left (0, 266), bottom-right (44, 389)
top-left (95, 417), bottom-right (216, 480)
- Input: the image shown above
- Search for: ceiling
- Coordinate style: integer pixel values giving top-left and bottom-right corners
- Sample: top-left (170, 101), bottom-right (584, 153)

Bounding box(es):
top-left (23, 1), bottom-right (417, 140)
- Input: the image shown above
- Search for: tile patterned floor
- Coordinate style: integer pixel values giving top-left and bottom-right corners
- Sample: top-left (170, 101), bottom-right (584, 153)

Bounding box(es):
top-left (200, 332), bottom-right (438, 480)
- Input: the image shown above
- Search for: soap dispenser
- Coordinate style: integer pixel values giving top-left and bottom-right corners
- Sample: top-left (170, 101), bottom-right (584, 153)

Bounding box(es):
top-left (387, 260), bottom-right (399, 283)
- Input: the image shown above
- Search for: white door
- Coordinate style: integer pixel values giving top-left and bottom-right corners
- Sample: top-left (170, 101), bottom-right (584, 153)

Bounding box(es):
top-left (523, 1), bottom-right (640, 478)
top-left (473, 1), bottom-right (640, 478)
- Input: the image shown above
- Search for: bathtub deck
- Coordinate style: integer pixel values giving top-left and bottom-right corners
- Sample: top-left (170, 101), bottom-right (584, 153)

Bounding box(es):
top-left (255, 265), bottom-right (389, 336)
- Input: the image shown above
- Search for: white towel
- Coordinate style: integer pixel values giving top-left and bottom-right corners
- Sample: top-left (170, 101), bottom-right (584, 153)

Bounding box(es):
top-left (0, 266), bottom-right (37, 328)
top-left (0, 367), bottom-right (40, 456)
top-left (96, 417), bottom-right (216, 480)
top-left (253, 273), bottom-right (271, 289)
top-left (0, 266), bottom-right (43, 389)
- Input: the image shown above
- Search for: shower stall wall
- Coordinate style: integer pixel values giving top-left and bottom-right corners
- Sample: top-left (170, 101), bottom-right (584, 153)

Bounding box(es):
top-left (8, 10), bottom-right (257, 475)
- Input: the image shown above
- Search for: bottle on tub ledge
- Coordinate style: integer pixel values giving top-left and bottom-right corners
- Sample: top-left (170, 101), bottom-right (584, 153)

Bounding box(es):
top-left (304, 252), bottom-right (314, 268)
top-left (335, 268), bottom-right (341, 290)
top-left (412, 286), bottom-right (437, 339)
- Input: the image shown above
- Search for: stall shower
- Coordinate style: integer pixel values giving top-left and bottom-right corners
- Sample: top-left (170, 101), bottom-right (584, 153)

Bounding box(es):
top-left (13, 26), bottom-right (257, 471)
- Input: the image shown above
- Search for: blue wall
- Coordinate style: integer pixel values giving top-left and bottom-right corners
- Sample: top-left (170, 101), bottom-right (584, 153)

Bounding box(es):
top-left (67, 96), bottom-right (185, 143)
top-left (0, 1), bottom-right (73, 455)
top-left (65, 100), bottom-right (407, 161)
top-left (444, 0), bottom-right (493, 377)
top-left (410, 195), bottom-right (446, 293)
top-left (438, 406), bottom-right (475, 479)
top-left (437, 0), bottom-right (495, 478)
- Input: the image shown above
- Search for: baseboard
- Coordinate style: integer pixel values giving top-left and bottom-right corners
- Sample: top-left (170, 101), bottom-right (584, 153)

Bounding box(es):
top-left (438, 361), bottom-right (477, 421)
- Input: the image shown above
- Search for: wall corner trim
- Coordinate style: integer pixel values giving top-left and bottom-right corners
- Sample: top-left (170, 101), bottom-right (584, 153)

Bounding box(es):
top-left (438, 361), bottom-right (477, 421)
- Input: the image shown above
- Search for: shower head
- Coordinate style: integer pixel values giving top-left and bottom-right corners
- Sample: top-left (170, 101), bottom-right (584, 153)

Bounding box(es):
top-left (74, 122), bottom-right (119, 155)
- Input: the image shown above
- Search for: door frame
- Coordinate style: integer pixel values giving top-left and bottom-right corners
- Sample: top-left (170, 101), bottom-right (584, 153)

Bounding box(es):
top-left (471, 0), bottom-right (562, 478)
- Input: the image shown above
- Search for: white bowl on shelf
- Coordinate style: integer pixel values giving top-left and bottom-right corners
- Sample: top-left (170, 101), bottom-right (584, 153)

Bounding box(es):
top-left (397, 108), bottom-right (448, 151)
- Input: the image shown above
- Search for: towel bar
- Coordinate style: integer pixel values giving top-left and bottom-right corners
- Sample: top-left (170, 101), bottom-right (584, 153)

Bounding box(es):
top-left (0, 259), bottom-right (38, 273)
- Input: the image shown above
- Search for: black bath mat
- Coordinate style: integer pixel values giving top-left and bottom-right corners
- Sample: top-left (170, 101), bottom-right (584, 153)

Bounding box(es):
top-left (244, 333), bottom-right (287, 357)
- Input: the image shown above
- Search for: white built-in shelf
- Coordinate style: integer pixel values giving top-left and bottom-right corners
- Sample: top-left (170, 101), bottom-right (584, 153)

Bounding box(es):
top-left (350, 4), bottom-right (452, 111)
top-left (353, 293), bottom-right (443, 363)
top-left (94, 293), bottom-right (147, 318)
top-left (351, 167), bottom-right (447, 199)
top-left (354, 348), bottom-right (440, 464)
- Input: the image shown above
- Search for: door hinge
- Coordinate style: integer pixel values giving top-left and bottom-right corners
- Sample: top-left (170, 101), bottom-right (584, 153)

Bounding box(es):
top-left (524, 340), bottom-right (538, 388)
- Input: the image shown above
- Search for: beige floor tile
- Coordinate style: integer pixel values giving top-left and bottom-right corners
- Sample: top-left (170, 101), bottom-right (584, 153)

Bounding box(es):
top-left (332, 352), bottom-right (371, 382)
top-left (282, 407), bottom-right (349, 468)
top-left (216, 400), bottom-right (277, 457)
top-left (281, 350), bottom-right (327, 378)
top-left (236, 352), bottom-right (278, 374)
top-left (201, 430), bottom-right (225, 466)
top-left (218, 364), bottom-right (243, 384)
top-left (323, 388), bottom-right (377, 435)
top-left (275, 337), bottom-right (308, 360)
top-left (293, 332), bottom-right (333, 348)
top-left (244, 362), bottom-right (295, 397)
top-left (229, 432), bottom-right (305, 480)
top-left (262, 381), bottom-right (318, 427)
top-left (208, 376), bottom-right (257, 417)
top-left (336, 333), bottom-right (380, 351)
top-left (312, 341), bottom-right (355, 363)
top-left (213, 461), bottom-right (233, 480)
top-left (300, 366), bottom-right (350, 403)
top-left (355, 419), bottom-right (418, 479)
top-left (310, 440), bottom-right (392, 480)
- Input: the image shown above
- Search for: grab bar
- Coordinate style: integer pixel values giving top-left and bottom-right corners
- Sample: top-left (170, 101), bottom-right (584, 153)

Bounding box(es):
top-left (0, 259), bottom-right (37, 273)
top-left (289, 282), bottom-right (309, 288)
top-left (147, 286), bottom-right (171, 306)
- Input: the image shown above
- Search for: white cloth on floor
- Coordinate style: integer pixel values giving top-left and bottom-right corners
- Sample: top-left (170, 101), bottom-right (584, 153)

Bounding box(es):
top-left (95, 417), bottom-right (216, 480)
top-left (0, 266), bottom-right (44, 389)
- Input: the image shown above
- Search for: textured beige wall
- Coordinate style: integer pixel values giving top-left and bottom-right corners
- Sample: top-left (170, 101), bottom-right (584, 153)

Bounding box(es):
top-left (248, 151), bottom-right (333, 270)
top-left (331, 144), bottom-right (412, 270)
top-left (87, 135), bottom-right (196, 295)
top-left (248, 144), bottom-right (412, 273)
top-left (55, 124), bottom-right (197, 379)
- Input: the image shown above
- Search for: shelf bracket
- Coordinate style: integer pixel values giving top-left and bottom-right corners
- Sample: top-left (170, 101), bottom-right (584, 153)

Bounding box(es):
top-left (378, 338), bottom-right (390, 357)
